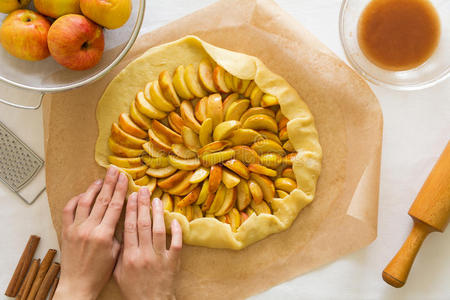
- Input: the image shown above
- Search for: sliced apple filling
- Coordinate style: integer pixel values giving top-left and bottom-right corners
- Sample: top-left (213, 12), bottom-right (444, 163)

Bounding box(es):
top-left (106, 59), bottom-right (299, 232)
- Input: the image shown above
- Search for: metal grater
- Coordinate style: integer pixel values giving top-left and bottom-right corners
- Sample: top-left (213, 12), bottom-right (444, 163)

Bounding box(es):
top-left (0, 121), bottom-right (45, 204)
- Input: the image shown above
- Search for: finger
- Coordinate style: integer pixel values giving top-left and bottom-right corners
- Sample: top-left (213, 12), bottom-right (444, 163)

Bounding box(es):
top-left (124, 192), bottom-right (138, 249)
top-left (112, 239), bottom-right (121, 260)
top-left (89, 166), bottom-right (120, 223)
top-left (74, 179), bottom-right (103, 222)
top-left (62, 195), bottom-right (81, 227)
top-left (168, 219), bottom-right (182, 267)
top-left (151, 198), bottom-right (166, 254)
top-left (137, 188), bottom-right (152, 249)
top-left (101, 172), bottom-right (128, 230)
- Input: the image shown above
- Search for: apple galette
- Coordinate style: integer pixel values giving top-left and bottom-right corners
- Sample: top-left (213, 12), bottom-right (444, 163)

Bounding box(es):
top-left (95, 36), bottom-right (322, 249)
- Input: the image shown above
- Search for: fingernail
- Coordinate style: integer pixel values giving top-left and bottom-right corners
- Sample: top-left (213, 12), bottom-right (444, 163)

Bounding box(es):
top-left (139, 187), bottom-right (149, 197)
top-left (129, 192), bottom-right (137, 200)
top-left (108, 165), bottom-right (118, 176)
top-left (172, 219), bottom-right (180, 227)
top-left (153, 197), bottom-right (162, 208)
top-left (119, 172), bottom-right (127, 181)
top-left (95, 179), bottom-right (103, 185)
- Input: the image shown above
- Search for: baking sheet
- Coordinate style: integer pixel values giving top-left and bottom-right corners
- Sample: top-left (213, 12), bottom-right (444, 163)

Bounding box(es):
top-left (43, 0), bottom-right (382, 298)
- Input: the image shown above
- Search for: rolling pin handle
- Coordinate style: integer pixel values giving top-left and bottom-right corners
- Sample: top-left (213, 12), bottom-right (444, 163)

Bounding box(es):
top-left (382, 220), bottom-right (432, 287)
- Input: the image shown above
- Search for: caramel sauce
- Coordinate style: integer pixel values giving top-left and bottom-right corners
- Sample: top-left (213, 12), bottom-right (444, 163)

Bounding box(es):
top-left (358, 0), bottom-right (441, 71)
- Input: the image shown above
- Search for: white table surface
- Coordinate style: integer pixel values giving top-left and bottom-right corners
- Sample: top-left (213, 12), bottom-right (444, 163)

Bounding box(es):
top-left (1, 1), bottom-right (449, 299)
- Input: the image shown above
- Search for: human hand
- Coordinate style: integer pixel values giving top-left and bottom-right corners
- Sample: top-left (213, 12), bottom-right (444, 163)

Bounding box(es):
top-left (114, 188), bottom-right (183, 300)
top-left (53, 166), bottom-right (128, 300)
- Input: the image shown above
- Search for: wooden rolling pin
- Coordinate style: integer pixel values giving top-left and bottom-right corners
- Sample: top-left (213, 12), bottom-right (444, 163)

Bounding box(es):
top-left (383, 141), bottom-right (450, 288)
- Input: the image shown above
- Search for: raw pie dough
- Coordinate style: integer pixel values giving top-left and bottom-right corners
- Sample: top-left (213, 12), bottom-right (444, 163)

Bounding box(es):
top-left (95, 36), bottom-right (322, 250)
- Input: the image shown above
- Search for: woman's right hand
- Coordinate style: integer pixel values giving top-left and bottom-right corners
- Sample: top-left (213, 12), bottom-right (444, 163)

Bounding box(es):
top-left (114, 188), bottom-right (183, 300)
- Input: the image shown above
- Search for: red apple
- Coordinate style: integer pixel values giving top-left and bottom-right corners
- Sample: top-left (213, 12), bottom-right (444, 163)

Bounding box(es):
top-left (0, 9), bottom-right (51, 61)
top-left (47, 14), bottom-right (104, 71)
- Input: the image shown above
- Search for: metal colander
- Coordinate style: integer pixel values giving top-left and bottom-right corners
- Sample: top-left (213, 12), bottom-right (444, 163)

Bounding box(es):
top-left (0, 121), bottom-right (45, 204)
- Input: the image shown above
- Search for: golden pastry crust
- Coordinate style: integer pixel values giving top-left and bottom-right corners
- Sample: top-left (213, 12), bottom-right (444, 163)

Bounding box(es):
top-left (95, 36), bottom-right (322, 249)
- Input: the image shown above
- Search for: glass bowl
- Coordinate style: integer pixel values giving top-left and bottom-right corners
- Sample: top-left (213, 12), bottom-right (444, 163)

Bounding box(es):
top-left (0, 0), bottom-right (145, 108)
top-left (339, 0), bottom-right (449, 90)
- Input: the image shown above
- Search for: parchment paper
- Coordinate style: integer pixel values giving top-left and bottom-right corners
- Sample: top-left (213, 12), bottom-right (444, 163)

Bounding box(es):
top-left (43, 0), bottom-right (383, 299)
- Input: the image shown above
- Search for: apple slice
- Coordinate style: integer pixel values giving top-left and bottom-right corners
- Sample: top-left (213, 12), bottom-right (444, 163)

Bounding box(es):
top-left (168, 112), bottom-right (184, 134)
top-left (223, 159), bottom-right (250, 179)
top-left (284, 152), bottom-right (297, 166)
top-left (199, 118), bottom-right (213, 147)
top-left (248, 163), bottom-right (277, 177)
top-left (177, 186), bottom-right (201, 207)
top-left (134, 175), bottom-right (150, 186)
top-left (184, 64), bottom-right (208, 98)
top-left (246, 206), bottom-right (256, 216)
top-left (259, 130), bottom-right (282, 145)
top-left (250, 200), bottom-right (271, 215)
top-left (232, 75), bottom-right (241, 92)
top-left (281, 168), bottom-right (296, 180)
top-left (151, 187), bottom-right (163, 201)
top-left (232, 145), bottom-right (260, 165)
top-left (200, 149), bottom-right (235, 167)
top-left (240, 107), bottom-right (275, 124)
top-left (190, 167), bottom-right (209, 183)
top-left (168, 155), bottom-right (200, 171)
top-left (250, 173), bottom-right (275, 203)
top-left (277, 189), bottom-right (289, 198)
top-left (195, 179), bottom-right (209, 205)
top-left (108, 138), bottom-right (143, 158)
top-left (228, 208), bottom-right (241, 232)
top-left (148, 127), bottom-right (172, 153)
top-left (161, 193), bottom-right (174, 212)
top-left (152, 120), bottom-right (182, 144)
top-left (208, 164), bottom-right (222, 193)
top-left (173, 196), bottom-right (186, 215)
top-left (222, 169), bottom-right (241, 189)
top-left (275, 177), bottom-right (297, 193)
top-left (250, 86), bottom-right (264, 107)
top-left (251, 139), bottom-right (285, 155)
top-left (217, 215), bottom-right (230, 224)
top-left (207, 184), bottom-right (227, 214)
top-left (238, 79), bottom-right (251, 94)
top-left (260, 153), bottom-right (283, 169)
top-left (212, 65), bottom-right (230, 93)
top-left (119, 113), bottom-right (147, 139)
top-left (279, 127), bottom-right (289, 141)
top-left (172, 65), bottom-right (194, 99)
top-left (180, 100), bottom-right (202, 133)
top-left (158, 70), bottom-right (181, 107)
top-left (283, 141), bottom-right (294, 153)
top-left (147, 81), bottom-right (176, 112)
top-left (142, 142), bottom-right (167, 158)
top-left (111, 123), bottom-right (146, 149)
top-left (225, 99), bottom-right (250, 121)
top-left (181, 126), bottom-right (201, 151)
top-left (244, 81), bottom-right (256, 98)
top-left (141, 155), bottom-right (169, 168)
top-left (260, 94), bottom-right (279, 107)
top-left (146, 165), bottom-right (177, 178)
top-left (135, 91), bottom-right (167, 120)
top-left (229, 129), bottom-right (262, 146)
top-left (248, 179), bottom-right (263, 204)
top-left (240, 211), bottom-right (249, 224)
top-left (215, 187), bottom-right (236, 216)
top-left (165, 172), bottom-right (194, 195)
top-left (201, 193), bottom-right (215, 212)
top-left (279, 116), bottom-right (289, 129)
top-left (193, 205), bottom-right (203, 219)
top-left (224, 71), bottom-right (234, 91)
top-left (194, 96), bottom-right (208, 123)
top-left (129, 100), bottom-right (152, 130)
top-left (199, 141), bottom-right (233, 156)
top-left (236, 180), bottom-right (251, 211)
top-left (121, 165), bottom-right (148, 180)
top-left (142, 176), bottom-right (157, 193)
top-left (108, 156), bottom-right (142, 168)
top-left (157, 170), bottom-right (189, 190)
top-left (275, 109), bottom-right (283, 122)
top-left (206, 93), bottom-right (223, 127)
top-left (198, 58), bottom-right (217, 93)
top-left (172, 143), bottom-right (196, 159)
top-left (242, 114), bottom-right (278, 133)
top-left (222, 93), bottom-right (240, 113)
top-left (213, 120), bottom-right (241, 141)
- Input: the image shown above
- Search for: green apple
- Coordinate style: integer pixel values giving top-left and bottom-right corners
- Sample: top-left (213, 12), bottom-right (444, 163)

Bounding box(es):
top-left (0, 0), bottom-right (31, 14)
top-left (80, 0), bottom-right (131, 29)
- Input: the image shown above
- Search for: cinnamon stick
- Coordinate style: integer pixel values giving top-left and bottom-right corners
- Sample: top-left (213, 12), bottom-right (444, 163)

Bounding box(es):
top-left (35, 263), bottom-right (60, 300)
top-left (26, 249), bottom-right (57, 300)
top-left (16, 259), bottom-right (40, 300)
top-left (48, 277), bottom-right (59, 300)
top-left (5, 235), bottom-right (40, 297)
